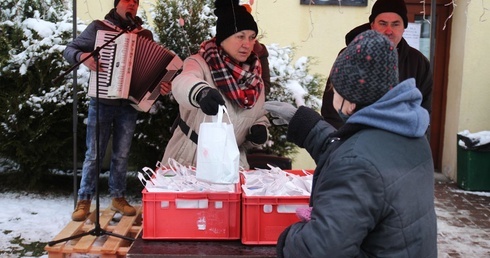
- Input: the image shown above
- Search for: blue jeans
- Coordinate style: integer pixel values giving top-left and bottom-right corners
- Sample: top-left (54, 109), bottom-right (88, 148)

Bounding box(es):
top-left (78, 99), bottom-right (138, 200)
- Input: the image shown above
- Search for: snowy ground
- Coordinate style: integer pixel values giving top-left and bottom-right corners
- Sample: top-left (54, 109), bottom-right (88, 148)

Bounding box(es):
top-left (0, 192), bottom-right (109, 258)
top-left (1, 190), bottom-right (489, 257)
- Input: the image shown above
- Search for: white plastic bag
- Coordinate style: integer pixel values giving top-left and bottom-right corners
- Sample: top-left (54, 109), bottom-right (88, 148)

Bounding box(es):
top-left (196, 105), bottom-right (239, 184)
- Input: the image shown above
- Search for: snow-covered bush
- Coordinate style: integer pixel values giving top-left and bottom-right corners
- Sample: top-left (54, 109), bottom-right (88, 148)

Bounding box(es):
top-left (0, 0), bottom-right (88, 187)
top-left (265, 44), bottom-right (323, 157)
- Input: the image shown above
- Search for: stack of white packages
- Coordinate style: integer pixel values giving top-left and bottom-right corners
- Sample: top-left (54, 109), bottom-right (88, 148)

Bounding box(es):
top-left (241, 167), bottom-right (313, 196)
top-left (138, 159), bottom-right (236, 193)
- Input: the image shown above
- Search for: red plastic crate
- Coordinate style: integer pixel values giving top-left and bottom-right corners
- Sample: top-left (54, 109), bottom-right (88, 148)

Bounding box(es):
top-left (240, 170), bottom-right (311, 245)
top-left (142, 184), bottom-right (241, 240)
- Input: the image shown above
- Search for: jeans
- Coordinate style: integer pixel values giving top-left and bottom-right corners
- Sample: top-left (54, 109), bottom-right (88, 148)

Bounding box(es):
top-left (78, 99), bottom-right (138, 200)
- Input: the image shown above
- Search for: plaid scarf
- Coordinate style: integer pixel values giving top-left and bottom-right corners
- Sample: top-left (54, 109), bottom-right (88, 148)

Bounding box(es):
top-left (198, 38), bottom-right (263, 109)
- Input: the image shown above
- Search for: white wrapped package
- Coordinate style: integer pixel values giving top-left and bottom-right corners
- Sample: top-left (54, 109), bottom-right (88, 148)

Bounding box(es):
top-left (241, 167), bottom-right (312, 196)
top-left (138, 159), bottom-right (236, 193)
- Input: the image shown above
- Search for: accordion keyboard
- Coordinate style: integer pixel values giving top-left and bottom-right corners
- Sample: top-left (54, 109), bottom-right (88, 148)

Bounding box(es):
top-left (88, 31), bottom-right (119, 98)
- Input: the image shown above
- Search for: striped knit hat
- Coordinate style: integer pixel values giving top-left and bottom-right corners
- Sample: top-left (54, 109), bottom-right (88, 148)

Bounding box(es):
top-left (330, 30), bottom-right (399, 106)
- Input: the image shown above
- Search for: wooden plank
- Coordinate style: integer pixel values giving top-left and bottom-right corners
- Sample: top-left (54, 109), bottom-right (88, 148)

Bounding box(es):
top-left (45, 205), bottom-right (141, 258)
top-left (73, 207), bottom-right (117, 252)
top-left (45, 220), bottom-right (84, 252)
top-left (117, 247), bottom-right (131, 255)
top-left (46, 252), bottom-right (64, 258)
top-left (45, 205), bottom-right (97, 253)
top-left (101, 206), bottom-right (142, 254)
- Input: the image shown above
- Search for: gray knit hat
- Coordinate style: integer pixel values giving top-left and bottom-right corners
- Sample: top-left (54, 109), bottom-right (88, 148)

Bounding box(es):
top-left (330, 30), bottom-right (399, 106)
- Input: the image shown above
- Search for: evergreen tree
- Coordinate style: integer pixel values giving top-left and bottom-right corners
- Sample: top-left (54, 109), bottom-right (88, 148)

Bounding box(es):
top-left (0, 0), bottom-right (88, 187)
top-left (152, 0), bottom-right (216, 60)
top-left (264, 45), bottom-right (324, 158)
top-left (129, 0), bottom-right (217, 169)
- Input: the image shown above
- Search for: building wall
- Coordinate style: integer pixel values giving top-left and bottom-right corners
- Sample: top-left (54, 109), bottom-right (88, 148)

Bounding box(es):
top-left (443, 2), bottom-right (490, 180)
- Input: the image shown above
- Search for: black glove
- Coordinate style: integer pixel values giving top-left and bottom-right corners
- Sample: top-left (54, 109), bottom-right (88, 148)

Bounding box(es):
top-left (276, 225), bottom-right (291, 258)
top-left (197, 88), bottom-right (225, 115)
top-left (246, 124), bottom-right (268, 144)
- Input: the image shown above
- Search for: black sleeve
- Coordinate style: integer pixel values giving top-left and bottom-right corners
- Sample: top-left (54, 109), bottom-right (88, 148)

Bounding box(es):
top-left (287, 106), bottom-right (323, 147)
top-left (276, 225), bottom-right (291, 258)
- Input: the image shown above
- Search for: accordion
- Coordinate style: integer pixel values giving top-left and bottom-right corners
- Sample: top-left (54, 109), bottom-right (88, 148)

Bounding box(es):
top-left (88, 30), bottom-right (183, 112)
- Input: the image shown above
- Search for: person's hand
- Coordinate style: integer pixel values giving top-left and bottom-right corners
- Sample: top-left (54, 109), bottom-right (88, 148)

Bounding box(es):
top-left (197, 88), bottom-right (225, 115)
top-left (160, 81), bottom-right (171, 95)
top-left (246, 124), bottom-right (268, 144)
top-left (80, 52), bottom-right (102, 71)
top-left (263, 101), bottom-right (298, 125)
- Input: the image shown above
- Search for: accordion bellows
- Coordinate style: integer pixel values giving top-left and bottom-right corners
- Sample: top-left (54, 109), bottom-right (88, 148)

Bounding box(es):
top-left (89, 30), bottom-right (183, 112)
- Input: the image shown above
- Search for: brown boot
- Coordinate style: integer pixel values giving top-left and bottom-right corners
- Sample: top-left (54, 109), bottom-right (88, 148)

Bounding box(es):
top-left (111, 197), bottom-right (136, 216)
top-left (72, 200), bottom-right (91, 221)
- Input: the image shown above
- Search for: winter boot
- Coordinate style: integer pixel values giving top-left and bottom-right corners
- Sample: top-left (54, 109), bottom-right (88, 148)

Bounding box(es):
top-left (71, 200), bottom-right (91, 221)
top-left (111, 197), bottom-right (136, 216)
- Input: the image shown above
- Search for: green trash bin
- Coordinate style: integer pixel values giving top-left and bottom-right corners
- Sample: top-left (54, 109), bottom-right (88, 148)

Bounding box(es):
top-left (457, 134), bottom-right (490, 191)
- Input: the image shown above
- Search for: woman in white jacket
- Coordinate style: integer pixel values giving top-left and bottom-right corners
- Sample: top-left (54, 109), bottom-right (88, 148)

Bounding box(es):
top-left (161, 0), bottom-right (269, 169)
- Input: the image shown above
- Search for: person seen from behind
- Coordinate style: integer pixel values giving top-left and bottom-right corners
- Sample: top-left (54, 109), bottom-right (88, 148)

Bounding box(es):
top-left (265, 30), bottom-right (437, 258)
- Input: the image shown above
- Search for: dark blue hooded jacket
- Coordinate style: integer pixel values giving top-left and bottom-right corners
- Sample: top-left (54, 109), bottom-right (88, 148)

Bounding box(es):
top-left (279, 78), bottom-right (437, 258)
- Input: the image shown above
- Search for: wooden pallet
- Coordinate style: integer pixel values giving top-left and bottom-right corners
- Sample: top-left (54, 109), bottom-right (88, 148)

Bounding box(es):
top-left (45, 205), bottom-right (142, 258)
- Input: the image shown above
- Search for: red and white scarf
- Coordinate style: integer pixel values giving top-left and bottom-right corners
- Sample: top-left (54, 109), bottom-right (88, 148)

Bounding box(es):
top-left (198, 38), bottom-right (263, 109)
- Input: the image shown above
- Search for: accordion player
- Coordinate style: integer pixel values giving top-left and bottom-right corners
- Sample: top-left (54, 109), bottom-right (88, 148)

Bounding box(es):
top-left (88, 30), bottom-right (183, 112)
